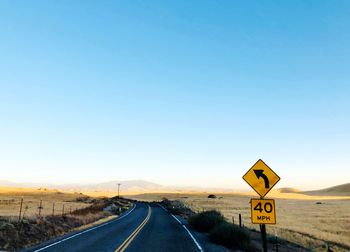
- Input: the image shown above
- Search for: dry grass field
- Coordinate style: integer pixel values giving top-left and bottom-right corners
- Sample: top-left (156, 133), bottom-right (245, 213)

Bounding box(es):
top-left (0, 187), bottom-right (91, 220)
top-left (131, 192), bottom-right (350, 252)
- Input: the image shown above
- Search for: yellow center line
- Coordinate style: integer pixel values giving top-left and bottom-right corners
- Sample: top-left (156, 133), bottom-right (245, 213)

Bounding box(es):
top-left (115, 205), bottom-right (152, 252)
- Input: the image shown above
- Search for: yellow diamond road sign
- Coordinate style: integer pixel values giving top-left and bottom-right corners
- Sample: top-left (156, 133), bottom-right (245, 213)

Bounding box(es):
top-left (243, 159), bottom-right (280, 198)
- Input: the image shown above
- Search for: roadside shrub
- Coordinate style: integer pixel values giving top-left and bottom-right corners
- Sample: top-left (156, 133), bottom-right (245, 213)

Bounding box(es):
top-left (167, 201), bottom-right (188, 215)
top-left (0, 222), bottom-right (15, 231)
top-left (168, 206), bottom-right (185, 215)
top-left (209, 222), bottom-right (253, 251)
top-left (188, 210), bottom-right (225, 232)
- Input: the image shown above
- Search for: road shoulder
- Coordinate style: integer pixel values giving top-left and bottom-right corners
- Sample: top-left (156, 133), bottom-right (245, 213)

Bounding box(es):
top-left (172, 214), bottom-right (231, 252)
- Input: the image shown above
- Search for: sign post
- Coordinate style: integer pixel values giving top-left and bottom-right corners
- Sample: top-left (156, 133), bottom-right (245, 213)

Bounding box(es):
top-left (243, 159), bottom-right (280, 252)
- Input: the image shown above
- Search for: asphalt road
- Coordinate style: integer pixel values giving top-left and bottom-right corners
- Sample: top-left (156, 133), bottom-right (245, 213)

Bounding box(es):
top-left (25, 203), bottom-right (202, 252)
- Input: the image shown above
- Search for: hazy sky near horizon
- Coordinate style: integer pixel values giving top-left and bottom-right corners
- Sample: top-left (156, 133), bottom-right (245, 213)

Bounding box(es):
top-left (0, 1), bottom-right (349, 190)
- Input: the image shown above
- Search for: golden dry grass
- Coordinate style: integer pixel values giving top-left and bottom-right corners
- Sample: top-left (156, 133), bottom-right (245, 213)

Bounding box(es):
top-left (0, 187), bottom-right (91, 219)
top-left (131, 192), bottom-right (350, 252)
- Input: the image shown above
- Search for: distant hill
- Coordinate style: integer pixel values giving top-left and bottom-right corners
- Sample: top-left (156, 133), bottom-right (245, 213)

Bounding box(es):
top-left (0, 180), bottom-right (19, 187)
top-left (59, 180), bottom-right (167, 194)
top-left (0, 179), bottom-right (166, 194)
top-left (302, 183), bottom-right (350, 196)
top-left (0, 179), bottom-right (233, 195)
top-left (57, 180), bottom-right (234, 195)
top-left (275, 187), bottom-right (301, 193)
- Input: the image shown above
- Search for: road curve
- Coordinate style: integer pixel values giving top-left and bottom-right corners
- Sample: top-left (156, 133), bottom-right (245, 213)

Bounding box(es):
top-left (123, 204), bottom-right (202, 252)
top-left (24, 203), bottom-right (202, 252)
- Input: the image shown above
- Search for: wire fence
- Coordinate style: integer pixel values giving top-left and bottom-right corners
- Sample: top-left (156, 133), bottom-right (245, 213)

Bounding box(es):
top-left (0, 198), bottom-right (90, 222)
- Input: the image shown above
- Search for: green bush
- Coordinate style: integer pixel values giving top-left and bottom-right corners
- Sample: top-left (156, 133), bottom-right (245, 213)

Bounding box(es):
top-left (0, 222), bottom-right (15, 231)
top-left (188, 210), bottom-right (225, 232)
top-left (209, 222), bottom-right (253, 251)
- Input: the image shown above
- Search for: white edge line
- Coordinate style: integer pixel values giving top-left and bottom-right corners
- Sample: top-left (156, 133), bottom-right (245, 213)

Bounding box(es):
top-left (157, 204), bottom-right (167, 212)
top-left (33, 203), bottom-right (137, 252)
top-left (171, 214), bottom-right (182, 224)
top-left (182, 224), bottom-right (204, 252)
top-left (168, 212), bottom-right (204, 252)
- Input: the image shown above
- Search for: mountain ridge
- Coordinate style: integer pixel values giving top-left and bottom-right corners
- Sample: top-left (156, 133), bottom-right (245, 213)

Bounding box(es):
top-left (302, 183), bottom-right (350, 196)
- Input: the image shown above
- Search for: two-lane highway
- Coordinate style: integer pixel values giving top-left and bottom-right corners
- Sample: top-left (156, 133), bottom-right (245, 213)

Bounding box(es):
top-left (25, 203), bottom-right (202, 252)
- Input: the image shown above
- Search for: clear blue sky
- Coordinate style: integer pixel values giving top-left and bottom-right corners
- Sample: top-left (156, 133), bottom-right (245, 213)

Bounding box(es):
top-left (0, 1), bottom-right (349, 189)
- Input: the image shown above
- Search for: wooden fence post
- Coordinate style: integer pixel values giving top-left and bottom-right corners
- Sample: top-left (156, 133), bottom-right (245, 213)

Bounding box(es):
top-left (18, 198), bottom-right (23, 221)
top-left (52, 203), bottom-right (55, 216)
top-left (38, 200), bottom-right (43, 217)
top-left (239, 213), bottom-right (242, 228)
top-left (327, 244), bottom-right (333, 252)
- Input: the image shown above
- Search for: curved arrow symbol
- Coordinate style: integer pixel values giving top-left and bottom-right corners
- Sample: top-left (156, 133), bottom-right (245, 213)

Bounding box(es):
top-left (254, 169), bottom-right (270, 189)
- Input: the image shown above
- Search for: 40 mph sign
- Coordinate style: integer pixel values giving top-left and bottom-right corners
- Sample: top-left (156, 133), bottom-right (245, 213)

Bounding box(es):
top-left (243, 159), bottom-right (280, 198)
top-left (251, 199), bottom-right (276, 224)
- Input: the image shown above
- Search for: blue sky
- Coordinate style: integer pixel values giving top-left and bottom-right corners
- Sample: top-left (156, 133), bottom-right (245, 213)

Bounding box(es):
top-left (0, 1), bottom-right (349, 189)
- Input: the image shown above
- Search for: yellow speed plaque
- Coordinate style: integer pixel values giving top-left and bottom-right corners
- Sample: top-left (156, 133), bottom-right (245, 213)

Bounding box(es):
top-left (251, 198), bottom-right (276, 224)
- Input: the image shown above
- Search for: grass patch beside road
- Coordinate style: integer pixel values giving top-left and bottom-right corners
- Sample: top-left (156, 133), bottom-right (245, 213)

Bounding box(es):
top-left (188, 210), bottom-right (225, 232)
top-left (209, 222), bottom-right (253, 251)
top-left (188, 210), bottom-right (253, 251)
